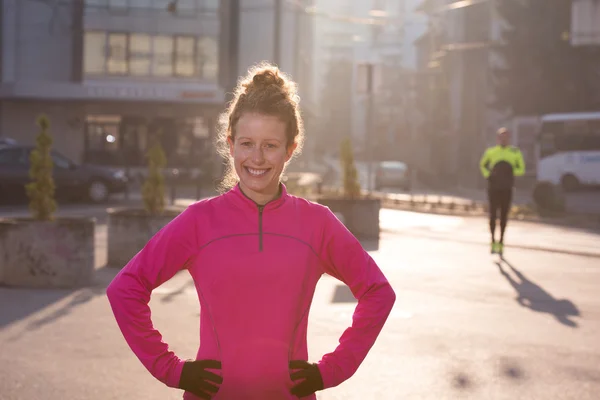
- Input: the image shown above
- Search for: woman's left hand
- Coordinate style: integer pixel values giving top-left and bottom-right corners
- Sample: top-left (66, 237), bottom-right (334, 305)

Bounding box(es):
top-left (289, 360), bottom-right (324, 397)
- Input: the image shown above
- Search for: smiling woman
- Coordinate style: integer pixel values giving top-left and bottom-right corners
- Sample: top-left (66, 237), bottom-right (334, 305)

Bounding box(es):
top-left (215, 63), bottom-right (304, 204)
top-left (107, 62), bottom-right (395, 400)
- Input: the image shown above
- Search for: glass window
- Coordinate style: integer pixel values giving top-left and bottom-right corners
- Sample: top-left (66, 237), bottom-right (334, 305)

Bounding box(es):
top-left (564, 120), bottom-right (589, 135)
top-left (196, 36), bottom-right (218, 80)
top-left (590, 120), bottom-right (600, 136)
top-left (201, 0), bottom-right (219, 12)
top-left (129, 0), bottom-right (153, 10)
top-left (107, 33), bottom-right (128, 74)
top-left (51, 152), bottom-right (74, 169)
top-left (84, 32), bottom-right (106, 75)
top-left (153, 36), bottom-right (174, 76)
top-left (153, 0), bottom-right (171, 10)
top-left (130, 34), bottom-right (151, 75)
top-left (175, 0), bottom-right (197, 15)
top-left (108, 0), bottom-right (127, 9)
top-left (85, 0), bottom-right (107, 12)
top-left (175, 36), bottom-right (195, 77)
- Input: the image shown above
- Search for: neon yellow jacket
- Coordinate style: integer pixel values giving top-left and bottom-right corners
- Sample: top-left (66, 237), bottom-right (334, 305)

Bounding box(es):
top-left (479, 145), bottom-right (525, 179)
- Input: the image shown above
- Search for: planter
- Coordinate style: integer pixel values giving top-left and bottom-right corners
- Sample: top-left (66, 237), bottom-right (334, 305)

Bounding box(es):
top-left (317, 196), bottom-right (381, 239)
top-left (107, 207), bottom-right (186, 268)
top-left (0, 217), bottom-right (95, 288)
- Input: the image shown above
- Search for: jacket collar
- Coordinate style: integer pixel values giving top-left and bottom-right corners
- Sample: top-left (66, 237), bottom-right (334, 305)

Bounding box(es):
top-left (228, 182), bottom-right (288, 210)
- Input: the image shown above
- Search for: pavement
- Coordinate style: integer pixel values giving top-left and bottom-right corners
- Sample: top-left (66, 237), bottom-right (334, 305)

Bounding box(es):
top-left (1, 206), bottom-right (600, 399)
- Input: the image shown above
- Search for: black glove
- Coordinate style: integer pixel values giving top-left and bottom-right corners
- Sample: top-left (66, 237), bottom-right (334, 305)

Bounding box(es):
top-left (289, 360), bottom-right (324, 398)
top-left (178, 359), bottom-right (223, 399)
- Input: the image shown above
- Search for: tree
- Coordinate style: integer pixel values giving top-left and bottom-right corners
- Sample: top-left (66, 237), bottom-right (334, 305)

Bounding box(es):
top-left (492, 0), bottom-right (600, 116)
top-left (26, 115), bottom-right (57, 221)
top-left (142, 139), bottom-right (167, 215)
top-left (340, 137), bottom-right (361, 199)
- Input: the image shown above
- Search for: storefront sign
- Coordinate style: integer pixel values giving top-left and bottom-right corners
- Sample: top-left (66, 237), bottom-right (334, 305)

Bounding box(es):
top-left (1, 81), bottom-right (223, 104)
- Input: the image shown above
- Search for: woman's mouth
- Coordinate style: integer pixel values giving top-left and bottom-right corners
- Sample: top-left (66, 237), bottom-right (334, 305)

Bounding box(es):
top-left (245, 167), bottom-right (270, 177)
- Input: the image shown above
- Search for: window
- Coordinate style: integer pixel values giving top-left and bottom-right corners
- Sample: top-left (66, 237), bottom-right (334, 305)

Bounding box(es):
top-left (108, 0), bottom-right (128, 12)
top-left (200, 0), bottom-right (219, 12)
top-left (84, 32), bottom-right (106, 75)
top-left (84, 0), bottom-right (106, 12)
top-left (175, 36), bottom-right (195, 77)
top-left (153, 35), bottom-right (174, 76)
top-left (197, 36), bottom-right (218, 80)
top-left (175, 0), bottom-right (197, 15)
top-left (85, 0), bottom-right (213, 15)
top-left (129, 0), bottom-right (153, 10)
top-left (130, 34), bottom-right (152, 75)
top-left (107, 33), bottom-right (128, 74)
top-left (152, 0), bottom-right (171, 9)
top-left (83, 32), bottom-right (217, 80)
top-left (51, 152), bottom-right (74, 169)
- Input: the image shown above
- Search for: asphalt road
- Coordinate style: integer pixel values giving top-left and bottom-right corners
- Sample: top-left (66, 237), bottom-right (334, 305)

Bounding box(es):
top-left (1, 210), bottom-right (599, 399)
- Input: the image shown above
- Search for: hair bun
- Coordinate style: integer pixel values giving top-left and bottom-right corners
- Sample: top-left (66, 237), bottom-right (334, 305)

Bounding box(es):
top-left (252, 69), bottom-right (285, 88)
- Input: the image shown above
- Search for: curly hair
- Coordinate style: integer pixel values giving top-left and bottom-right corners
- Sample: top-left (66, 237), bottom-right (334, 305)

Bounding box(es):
top-left (215, 62), bottom-right (305, 192)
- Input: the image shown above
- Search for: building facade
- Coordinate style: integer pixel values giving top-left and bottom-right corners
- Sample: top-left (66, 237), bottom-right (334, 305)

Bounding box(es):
top-left (0, 0), bottom-right (316, 179)
top-left (0, 0), bottom-right (225, 180)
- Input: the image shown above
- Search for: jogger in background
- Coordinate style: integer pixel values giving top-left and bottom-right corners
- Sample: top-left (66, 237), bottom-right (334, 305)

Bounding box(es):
top-left (479, 127), bottom-right (526, 256)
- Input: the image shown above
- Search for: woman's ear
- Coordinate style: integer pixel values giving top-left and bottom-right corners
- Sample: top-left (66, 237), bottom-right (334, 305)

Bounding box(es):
top-left (286, 142), bottom-right (297, 162)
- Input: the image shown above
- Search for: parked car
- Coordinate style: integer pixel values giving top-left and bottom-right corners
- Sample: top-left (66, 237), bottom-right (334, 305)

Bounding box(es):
top-left (0, 144), bottom-right (128, 204)
top-left (374, 161), bottom-right (411, 191)
top-left (0, 137), bottom-right (18, 146)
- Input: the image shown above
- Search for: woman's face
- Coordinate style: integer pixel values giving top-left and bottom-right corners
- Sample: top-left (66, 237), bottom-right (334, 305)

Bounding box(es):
top-left (228, 113), bottom-right (296, 204)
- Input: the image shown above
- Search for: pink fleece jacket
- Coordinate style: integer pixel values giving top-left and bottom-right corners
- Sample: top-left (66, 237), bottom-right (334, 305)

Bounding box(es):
top-left (106, 184), bottom-right (396, 399)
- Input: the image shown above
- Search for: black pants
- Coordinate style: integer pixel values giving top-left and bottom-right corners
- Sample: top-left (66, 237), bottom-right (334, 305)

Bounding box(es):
top-left (487, 188), bottom-right (512, 243)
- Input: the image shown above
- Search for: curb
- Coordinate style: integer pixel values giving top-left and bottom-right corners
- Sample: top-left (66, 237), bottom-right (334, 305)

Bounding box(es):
top-left (308, 187), bottom-right (600, 231)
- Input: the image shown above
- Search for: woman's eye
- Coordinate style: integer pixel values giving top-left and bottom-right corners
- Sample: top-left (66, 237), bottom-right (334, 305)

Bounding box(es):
top-left (241, 142), bottom-right (252, 147)
top-left (265, 143), bottom-right (277, 149)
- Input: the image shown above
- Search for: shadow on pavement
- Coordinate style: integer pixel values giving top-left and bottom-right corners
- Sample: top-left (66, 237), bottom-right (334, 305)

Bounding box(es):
top-left (0, 264), bottom-right (118, 331)
top-left (161, 279), bottom-right (195, 303)
top-left (0, 285), bottom-right (105, 331)
top-left (496, 258), bottom-right (581, 327)
top-left (451, 358), bottom-right (526, 391)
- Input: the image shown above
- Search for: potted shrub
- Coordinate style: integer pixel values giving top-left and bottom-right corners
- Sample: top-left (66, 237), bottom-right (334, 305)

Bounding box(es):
top-left (317, 137), bottom-right (381, 239)
top-left (106, 139), bottom-right (185, 268)
top-left (0, 115), bottom-right (95, 288)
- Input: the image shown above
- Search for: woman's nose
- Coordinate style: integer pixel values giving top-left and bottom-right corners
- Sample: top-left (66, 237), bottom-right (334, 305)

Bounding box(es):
top-left (251, 146), bottom-right (265, 164)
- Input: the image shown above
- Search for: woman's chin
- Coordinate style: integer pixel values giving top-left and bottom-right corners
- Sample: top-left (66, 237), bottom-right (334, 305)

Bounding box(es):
top-left (240, 175), bottom-right (279, 194)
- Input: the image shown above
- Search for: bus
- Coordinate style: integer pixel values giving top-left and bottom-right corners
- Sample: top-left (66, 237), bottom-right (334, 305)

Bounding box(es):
top-left (536, 112), bottom-right (600, 191)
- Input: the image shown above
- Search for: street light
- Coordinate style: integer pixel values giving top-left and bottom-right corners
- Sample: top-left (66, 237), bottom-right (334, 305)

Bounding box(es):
top-left (364, 8), bottom-right (387, 192)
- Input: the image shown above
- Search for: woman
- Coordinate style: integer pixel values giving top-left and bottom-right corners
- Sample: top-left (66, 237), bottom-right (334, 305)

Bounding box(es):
top-left (107, 63), bottom-right (396, 399)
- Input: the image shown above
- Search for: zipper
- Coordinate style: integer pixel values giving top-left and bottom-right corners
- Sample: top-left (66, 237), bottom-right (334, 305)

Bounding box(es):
top-left (258, 205), bottom-right (264, 252)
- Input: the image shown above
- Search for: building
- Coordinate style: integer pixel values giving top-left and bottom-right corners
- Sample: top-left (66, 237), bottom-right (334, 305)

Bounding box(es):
top-left (571, 0), bottom-right (600, 46)
top-left (0, 0), bottom-right (316, 179)
top-left (0, 0), bottom-right (227, 180)
top-left (312, 0), bottom-right (424, 162)
top-left (412, 0), bottom-right (507, 189)
top-left (231, 0), bottom-right (316, 164)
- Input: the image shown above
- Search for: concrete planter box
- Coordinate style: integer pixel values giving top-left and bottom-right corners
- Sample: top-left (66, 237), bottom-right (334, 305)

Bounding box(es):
top-left (317, 197), bottom-right (381, 239)
top-left (107, 207), bottom-right (185, 268)
top-left (0, 217), bottom-right (95, 288)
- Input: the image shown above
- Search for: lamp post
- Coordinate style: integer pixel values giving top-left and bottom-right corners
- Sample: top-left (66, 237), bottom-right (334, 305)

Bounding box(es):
top-left (364, 7), bottom-right (386, 193)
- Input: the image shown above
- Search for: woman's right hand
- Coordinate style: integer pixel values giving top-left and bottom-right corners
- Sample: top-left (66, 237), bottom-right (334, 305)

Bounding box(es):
top-left (178, 359), bottom-right (223, 399)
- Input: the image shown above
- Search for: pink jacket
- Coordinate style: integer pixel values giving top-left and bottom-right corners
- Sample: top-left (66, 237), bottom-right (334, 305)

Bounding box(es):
top-left (107, 184), bottom-right (396, 399)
